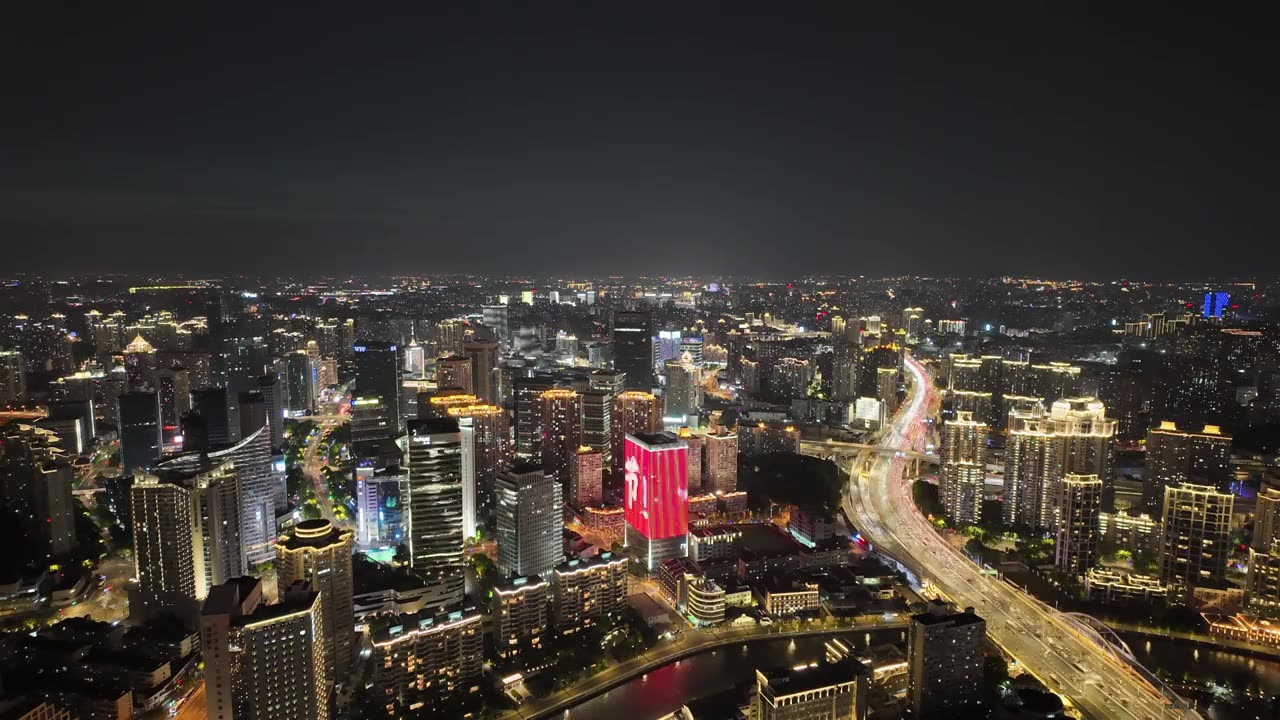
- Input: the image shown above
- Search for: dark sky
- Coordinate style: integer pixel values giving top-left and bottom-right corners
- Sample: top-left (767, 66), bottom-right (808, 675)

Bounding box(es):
top-left (2, 5), bottom-right (1276, 279)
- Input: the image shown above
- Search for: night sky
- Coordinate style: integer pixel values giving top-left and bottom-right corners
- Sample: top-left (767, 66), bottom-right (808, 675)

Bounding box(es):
top-left (2, 5), bottom-right (1276, 279)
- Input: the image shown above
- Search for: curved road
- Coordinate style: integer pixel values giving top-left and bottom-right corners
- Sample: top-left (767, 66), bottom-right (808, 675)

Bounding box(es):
top-left (831, 354), bottom-right (1197, 720)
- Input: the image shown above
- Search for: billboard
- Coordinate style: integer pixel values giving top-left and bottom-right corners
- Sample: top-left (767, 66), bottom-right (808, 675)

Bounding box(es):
top-left (623, 433), bottom-right (688, 540)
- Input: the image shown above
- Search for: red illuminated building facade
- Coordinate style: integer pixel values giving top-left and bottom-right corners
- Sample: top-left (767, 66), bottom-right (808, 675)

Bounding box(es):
top-left (623, 431), bottom-right (689, 570)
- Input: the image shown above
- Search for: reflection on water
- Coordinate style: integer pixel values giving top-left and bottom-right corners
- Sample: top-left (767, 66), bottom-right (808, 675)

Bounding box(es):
top-left (556, 630), bottom-right (902, 720)
top-left (1122, 634), bottom-right (1280, 720)
top-left (558, 630), bottom-right (1280, 720)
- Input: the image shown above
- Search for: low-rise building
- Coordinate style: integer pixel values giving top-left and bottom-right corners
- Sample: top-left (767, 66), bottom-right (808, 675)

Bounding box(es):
top-left (688, 525), bottom-right (742, 564)
top-left (754, 658), bottom-right (869, 720)
top-left (1202, 613), bottom-right (1280, 648)
top-left (761, 580), bottom-right (820, 617)
top-left (551, 551), bottom-right (629, 635)
top-left (581, 505), bottom-right (625, 538)
top-left (1083, 567), bottom-right (1170, 605)
top-left (491, 576), bottom-right (548, 661)
top-left (368, 606), bottom-right (484, 716)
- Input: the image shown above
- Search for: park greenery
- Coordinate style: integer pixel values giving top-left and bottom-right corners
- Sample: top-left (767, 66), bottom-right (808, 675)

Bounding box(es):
top-left (739, 452), bottom-right (843, 516)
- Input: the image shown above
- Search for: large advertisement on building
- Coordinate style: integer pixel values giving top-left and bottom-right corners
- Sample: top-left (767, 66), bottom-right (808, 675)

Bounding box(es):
top-left (623, 435), bottom-right (688, 539)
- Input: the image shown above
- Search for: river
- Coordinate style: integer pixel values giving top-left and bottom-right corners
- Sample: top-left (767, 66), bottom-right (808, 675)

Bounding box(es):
top-left (555, 630), bottom-right (1280, 720)
top-left (554, 629), bottom-right (907, 720)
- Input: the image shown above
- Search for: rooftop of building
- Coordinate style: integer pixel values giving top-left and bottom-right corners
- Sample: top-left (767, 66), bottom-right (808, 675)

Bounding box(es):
top-left (353, 554), bottom-right (428, 594)
top-left (277, 518), bottom-right (353, 550)
top-left (688, 524), bottom-right (745, 539)
top-left (758, 658), bottom-right (868, 695)
top-left (911, 600), bottom-right (985, 628)
top-left (554, 550), bottom-right (626, 575)
top-left (408, 416), bottom-right (461, 435)
top-left (494, 575), bottom-right (548, 594)
top-left (369, 604), bottom-right (482, 644)
top-left (629, 430), bottom-right (682, 447)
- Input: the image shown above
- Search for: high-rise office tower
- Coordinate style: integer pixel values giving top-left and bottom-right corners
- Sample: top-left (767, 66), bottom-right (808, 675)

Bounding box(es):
top-left (405, 418), bottom-right (465, 611)
top-left (130, 475), bottom-right (198, 621)
top-left (569, 446), bottom-right (604, 508)
top-left (0, 426), bottom-right (77, 565)
top-left (1055, 474), bottom-right (1102, 574)
top-left (425, 395), bottom-right (509, 530)
top-left (1144, 421), bottom-right (1232, 515)
top-left (754, 659), bottom-right (869, 720)
top-left (276, 519), bottom-right (355, 682)
top-left (535, 388), bottom-right (582, 488)
top-left (903, 307), bottom-right (924, 343)
top-left (0, 349), bottom-right (27, 406)
top-left (611, 391), bottom-right (660, 483)
top-left (257, 373), bottom-right (285, 451)
top-left (513, 376), bottom-right (556, 459)
top-left (1002, 410), bottom-right (1059, 528)
top-left (191, 387), bottom-right (230, 446)
top-left (123, 334), bottom-right (158, 391)
top-left (286, 350), bottom-right (317, 415)
top-left (434, 319), bottom-right (467, 358)
top-left (495, 464), bottom-right (564, 578)
top-left (589, 369), bottom-right (627, 395)
top-left (463, 339), bottom-right (500, 405)
top-left (831, 341), bottom-right (860, 403)
top-left (1254, 487), bottom-right (1280, 551)
top-left (1159, 483), bottom-right (1233, 595)
top-left (664, 356), bottom-right (703, 424)
top-left (118, 390), bottom-right (162, 475)
top-left (354, 340), bottom-right (402, 436)
top-left (156, 365), bottom-right (191, 442)
top-left (703, 429), bottom-right (739, 493)
top-left (436, 354), bottom-right (473, 394)
top-left (237, 391), bottom-right (267, 441)
top-left (580, 389), bottom-right (612, 467)
top-left (481, 305), bottom-right (511, 350)
top-left (350, 394), bottom-right (398, 464)
top-left (612, 310), bottom-right (654, 390)
top-left (623, 432), bottom-right (689, 571)
top-left (403, 337), bottom-right (426, 376)
top-left (201, 578), bottom-right (328, 720)
top-left (908, 603), bottom-right (986, 718)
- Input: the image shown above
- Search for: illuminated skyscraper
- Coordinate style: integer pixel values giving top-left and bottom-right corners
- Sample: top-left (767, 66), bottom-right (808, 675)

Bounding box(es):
top-left (496, 464), bottom-right (563, 579)
top-left (754, 659), bottom-right (869, 720)
top-left (774, 357), bottom-right (812, 399)
top-left (703, 429), bottom-right (738, 494)
top-left (580, 389), bottom-right (612, 466)
top-left (611, 391), bottom-right (660, 485)
top-left (903, 307), bottom-right (924, 343)
top-left (353, 340), bottom-right (402, 436)
top-left (664, 354), bottom-right (702, 423)
top-left (0, 349), bottom-right (27, 406)
top-left (1254, 487), bottom-right (1280, 552)
top-left (623, 432), bottom-right (689, 571)
top-left (1054, 474), bottom-right (1102, 574)
top-left (276, 520), bottom-right (355, 682)
top-left (201, 577), bottom-right (328, 720)
top-left (436, 354), bottom-right (473, 394)
top-left (1003, 410), bottom-right (1059, 528)
top-left (118, 390), bottom-right (162, 475)
top-left (569, 446), bottom-right (604, 508)
top-left (405, 418), bottom-right (465, 611)
top-left (1144, 421), bottom-right (1232, 515)
top-left (463, 339), bottom-right (501, 405)
top-left (908, 603), bottom-right (985, 717)
top-left (434, 319), bottom-right (467, 357)
top-left (1159, 482), bottom-right (1233, 595)
top-left (612, 310), bottom-right (654, 390)
top-left (535, 388), bottom-right (582, 488)
top-left (940, 412), bottom-right (986, 524)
